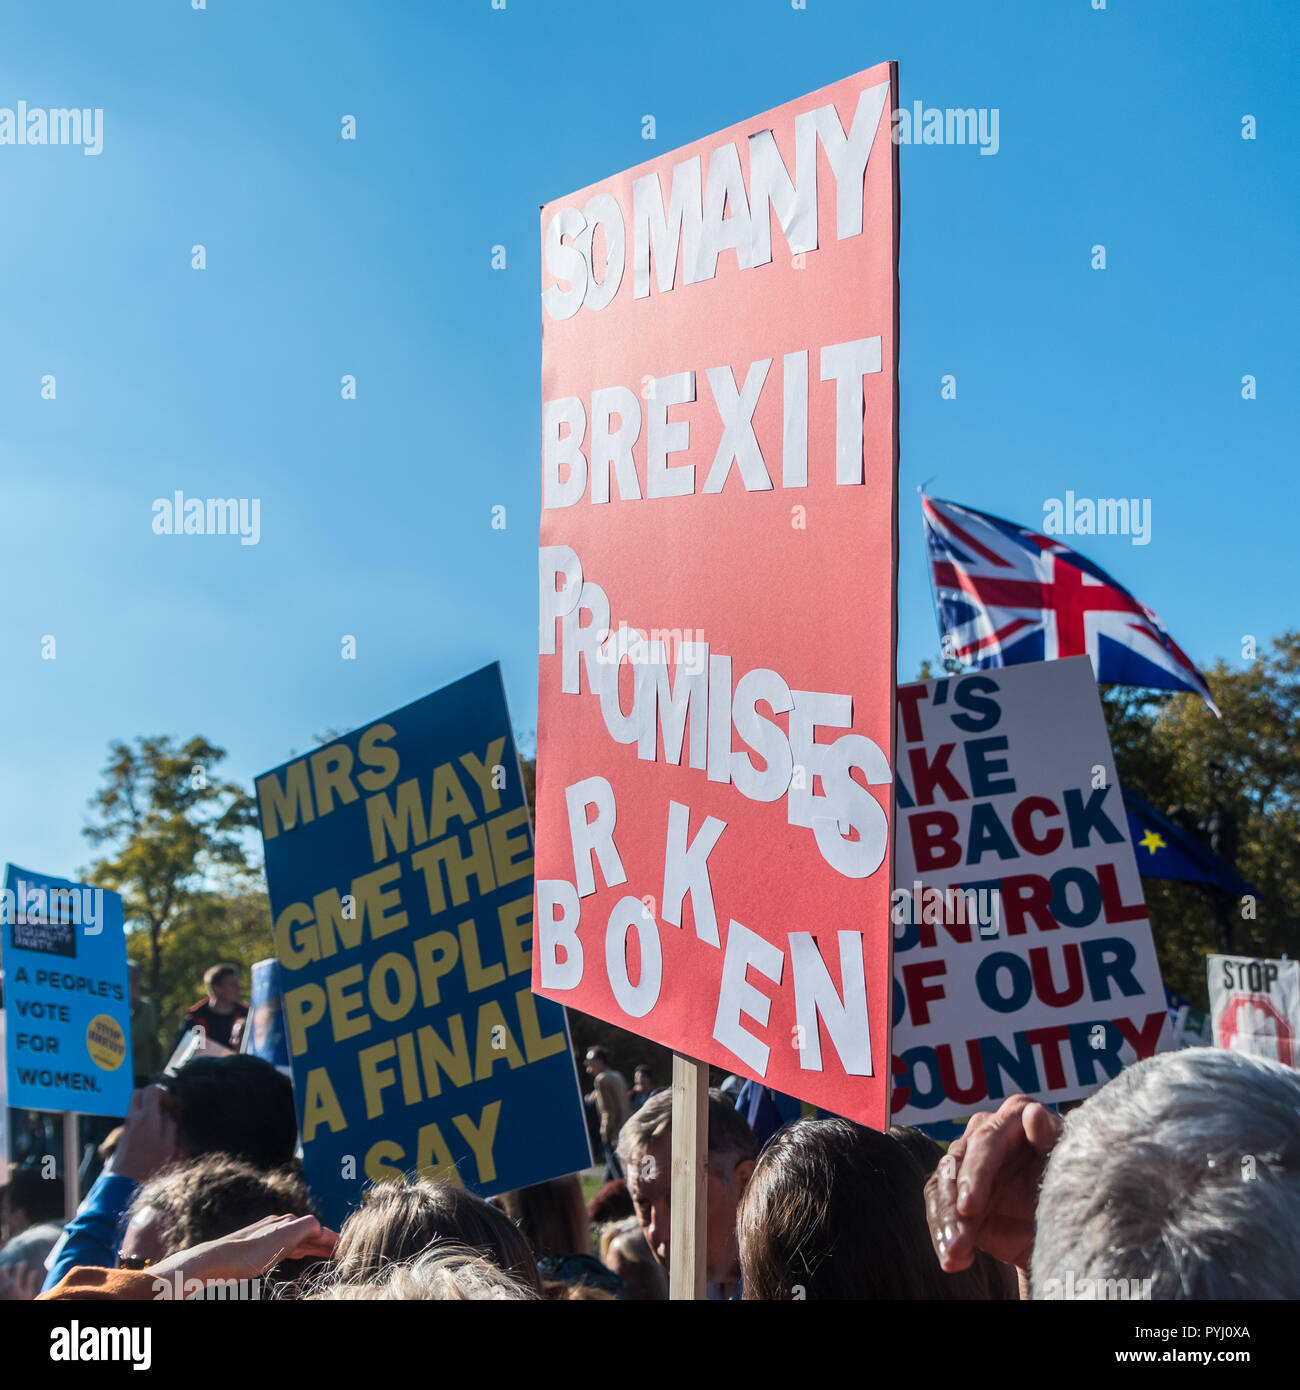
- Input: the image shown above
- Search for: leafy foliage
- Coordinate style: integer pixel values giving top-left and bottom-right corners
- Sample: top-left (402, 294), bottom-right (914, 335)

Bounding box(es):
top-left (83, 736), bottom-right (261, 1054)
top-left (1102, 633), bottom-right (1300, 1005)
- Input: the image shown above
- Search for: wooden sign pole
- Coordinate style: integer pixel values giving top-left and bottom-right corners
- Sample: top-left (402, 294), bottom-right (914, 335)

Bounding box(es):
top-left (62, 1111), bottom-right (80, 1220)
top-left (668, 1052), bottom-right (708, 1301)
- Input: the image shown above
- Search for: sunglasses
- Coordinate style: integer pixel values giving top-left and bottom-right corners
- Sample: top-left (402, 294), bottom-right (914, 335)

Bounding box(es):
top-left (118, 1254), bottom-right (153, 1270)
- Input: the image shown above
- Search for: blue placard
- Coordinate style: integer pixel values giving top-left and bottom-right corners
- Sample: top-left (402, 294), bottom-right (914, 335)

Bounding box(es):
top-left (256, 663), bottom-right (591, 1228)
top-left (243, 957), bottom-right (291, 1070)
top-left (1, 865), bottom-right (134, 1117)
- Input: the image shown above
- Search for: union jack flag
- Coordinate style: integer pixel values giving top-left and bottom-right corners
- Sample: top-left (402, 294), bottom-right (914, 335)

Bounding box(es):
top-left (923, 495), bottom-right (1219, 716)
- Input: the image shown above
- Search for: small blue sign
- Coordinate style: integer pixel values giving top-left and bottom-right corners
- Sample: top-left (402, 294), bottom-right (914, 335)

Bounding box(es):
top-left (243, 957), bottom-right (291, 1070)
top-left (2, 865), bottom-right (133, 1117)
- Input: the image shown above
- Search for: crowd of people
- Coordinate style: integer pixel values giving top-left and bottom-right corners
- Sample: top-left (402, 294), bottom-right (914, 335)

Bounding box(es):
top-left (2, 1011), bottom-right (1297, 1300)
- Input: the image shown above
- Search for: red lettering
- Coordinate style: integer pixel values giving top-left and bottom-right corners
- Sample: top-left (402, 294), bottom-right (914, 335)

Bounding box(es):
top-left (936, 1040), bottom-right (987, 1105)
top-left (901, 959), bottom-right (948, 1026)
top-left (1028, 943), bottom-right (1085, 1007)
top-left (889, 1054), bottom-right (911, 1114)
top-left (1114, 1009), bottom-right (1167, 1058)
top-left (898, 684), bottom-right (928, 744)
top-left (1097, 861), bottom-right (1146, 923)
top-left (908, 811), bottom-right (961, 872)
top-left (999, 874), bottom-right (1057, 936)
top-left (1024, 1025), bottom-right (1072, 1088)
top-left (1011, 795), bottom-right (1063, 855)
top-left (907, 743), bottom-right (969, 806)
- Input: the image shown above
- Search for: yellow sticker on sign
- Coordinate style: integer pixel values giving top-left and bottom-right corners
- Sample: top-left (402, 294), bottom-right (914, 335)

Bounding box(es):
top-left (86, 1014), bottom-right (126, 1071)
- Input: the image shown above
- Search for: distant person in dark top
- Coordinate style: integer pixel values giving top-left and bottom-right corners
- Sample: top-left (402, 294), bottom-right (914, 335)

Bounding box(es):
top-left (498, 1175), bottom-right (625, 1299)
top-left (628, 1065), bottom-right (656, 1114)
top-left (176, 963), bottom-right (247, 1051)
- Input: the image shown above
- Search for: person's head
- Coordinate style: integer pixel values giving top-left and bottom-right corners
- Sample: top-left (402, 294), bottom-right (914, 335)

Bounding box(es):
top-left (204, 963), bottom-right (241, 1006)
top-left (119, 1155), bottom-right (313, 1267)
top-left (738, 1118), bottom-right (1015, 1300)
top-left (584, 1046), bottom-right (608, 1077)
top-left (1031, 1048), bottom-right (1300, 1300)
top-left (163, 1055), bottom-right (297, 1170)
top-left (1, 1164), bottom-right (65, 1240)
top-left (497, 1175), bottom-right (592, 1261)
top-left (600, 1215), bottom-right (668, 1300)
top-left (331, 1176), bottom-right (542, 1294)
top-left (634, 1065), bottom-right (653, 1090)
top-left (617, 1088), bottom-right (758, 1286)
top-left (587, 1178), bottom-right (635, 1225)
top-left (310, 1243), bottom-right (537, 1301)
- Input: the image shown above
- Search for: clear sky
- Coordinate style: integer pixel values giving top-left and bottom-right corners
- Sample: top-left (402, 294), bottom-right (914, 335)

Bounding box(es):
top-left (1, 0), bottom-right (1295, 880)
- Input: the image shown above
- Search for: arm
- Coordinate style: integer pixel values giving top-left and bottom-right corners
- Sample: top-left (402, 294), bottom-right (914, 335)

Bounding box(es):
top-left (40, 1215), bottom-right (337, 1300)
top-left (43, 1083), bottom-right (180, 1292)
top-left (41, 1172), bottom-right (139, 1292)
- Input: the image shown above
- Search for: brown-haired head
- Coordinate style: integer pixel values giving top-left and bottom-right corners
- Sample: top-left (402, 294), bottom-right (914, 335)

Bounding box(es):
top-left (332, 1176), bottom-right (542, 1294)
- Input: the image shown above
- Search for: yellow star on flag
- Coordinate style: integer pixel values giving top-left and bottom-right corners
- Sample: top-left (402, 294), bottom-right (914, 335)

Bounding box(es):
top-left (1139, 829), bottom-right (1166, 854)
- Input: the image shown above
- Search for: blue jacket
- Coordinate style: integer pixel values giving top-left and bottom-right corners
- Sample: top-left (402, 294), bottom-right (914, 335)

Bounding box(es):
top-left (41, 1172), bottom-right (139, 1292)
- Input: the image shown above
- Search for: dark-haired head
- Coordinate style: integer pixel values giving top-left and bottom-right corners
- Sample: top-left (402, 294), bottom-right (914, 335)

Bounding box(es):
top-left (164, 1055), bottom-right (297, 1170)
top-left (738, 1118), bottom-right (1016, 1299)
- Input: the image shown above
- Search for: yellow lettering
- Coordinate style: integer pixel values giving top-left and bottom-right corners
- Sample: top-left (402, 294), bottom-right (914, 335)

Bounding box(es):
top-left (412, 930), bottom-right (460, 1008)
top-left (459, 918), bottom-right (505, 993)
top-left (516, 986), bottom-right (566, 1063)
top-left (357, 723), bottom-right (399, 792)
top-left (313, 887), bottom-right (361, 959)
top-left (257, 761), bottom-right (314, 840)
top-left (416, 1016), bottom-right (472, 1097)
top-left (487, 806), bottom-right (533, 888)
top-left (453, 1101), bottom-right (502, 1184)
top-left (498, 896), bottom-right (532, 976)
top-left (301, 1067), bottom-right (347, 1142)
top-left (409, 825), bottom-right (496, 911)
top-left (325, 964), bottom-right (370, 1043)
top-left (284, 982), bottom-right (327, 1056)
top-left (428, 762), bottom-right (477, 839)
top-left (360, 862), bottom-right (408, 938)
top-left (415, 1121), bottom-right (463, 1185)
top-left (460, 739), bottom-right (506, 815)
top-left (395, 1031), bottom-right (422, 1108)
top-left (359, 1039), bottom-right (399, 1119)
top-left (474, 1000), bottom-right (524, 1080)
top-left (309, 743), bottom-right (359, 817)
top-left (364, 1139), bottom-right (406, 1183)
top-left (370, 952), bottom-right (417, 1022)
top-left (274, 902), bottom-right (319, 970)
top-left (366, 777), bottom-right (428, 862)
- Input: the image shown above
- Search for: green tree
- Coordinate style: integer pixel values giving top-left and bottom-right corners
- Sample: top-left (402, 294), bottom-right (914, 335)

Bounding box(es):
top-left (141, 888), bottom-right (273, 1052)
top-left (1103, 633), bottom-right (1300, 1005)
top-left (83, 736), bottom-right (261, 1051)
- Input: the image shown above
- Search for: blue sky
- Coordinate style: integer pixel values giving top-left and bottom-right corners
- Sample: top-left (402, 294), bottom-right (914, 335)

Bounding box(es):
top-left (1, 0), bottom-right (1295, 880)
